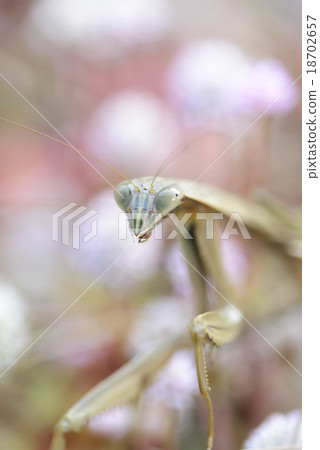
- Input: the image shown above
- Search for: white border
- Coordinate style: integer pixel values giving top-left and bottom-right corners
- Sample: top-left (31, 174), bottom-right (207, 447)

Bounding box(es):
top-left (302, 1), bottom-right (320, 448)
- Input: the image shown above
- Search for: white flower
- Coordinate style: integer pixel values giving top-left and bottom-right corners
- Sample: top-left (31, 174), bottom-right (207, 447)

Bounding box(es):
top-left (0, 279), bottom-right (30, 370)
top-left (86, 91), bottom-right (180, 175)
top-left (243, 410), bottom-right (302, 449)
top-left (27, 0), bottom-right (173, 52)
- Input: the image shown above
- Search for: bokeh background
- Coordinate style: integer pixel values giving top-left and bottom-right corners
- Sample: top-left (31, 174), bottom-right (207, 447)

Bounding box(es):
top-left (0, 1), bottom-right (301, 450)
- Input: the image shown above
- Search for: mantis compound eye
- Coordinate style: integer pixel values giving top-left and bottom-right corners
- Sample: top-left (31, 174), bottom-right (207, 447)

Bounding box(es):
top-left (154, 184), bottom-right (185, 214)
top-left (114, 181), bottom-right (133, 212)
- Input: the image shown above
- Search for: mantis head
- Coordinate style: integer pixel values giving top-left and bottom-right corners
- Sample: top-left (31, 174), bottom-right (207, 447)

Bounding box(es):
top-left (114, 177), bottom-right (185, 242)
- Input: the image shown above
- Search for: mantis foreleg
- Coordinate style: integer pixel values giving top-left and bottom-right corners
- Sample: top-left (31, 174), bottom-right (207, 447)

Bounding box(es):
top-left (179, 212), bottom-right (242, 450)
top-left (189, 307), bottom-right (242, 450)
top-left (50, 328), bottom-right (189, 450)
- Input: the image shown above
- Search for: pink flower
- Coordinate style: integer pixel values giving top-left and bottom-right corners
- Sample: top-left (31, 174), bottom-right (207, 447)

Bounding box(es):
top-left (235, 59), bottom-right (299, 116)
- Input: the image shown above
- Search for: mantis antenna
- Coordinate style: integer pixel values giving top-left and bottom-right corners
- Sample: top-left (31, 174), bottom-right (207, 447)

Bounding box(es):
top-left (149, 128), bottom-right (214, 193)
top-left (1, 116), bottom-right (212, 194)
top-left (0, 116), bottom-right (139, 191)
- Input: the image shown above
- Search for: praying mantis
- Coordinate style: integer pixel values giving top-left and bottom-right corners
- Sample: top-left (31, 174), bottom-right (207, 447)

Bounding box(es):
top-left (0, 117), bottom-right (301, 450)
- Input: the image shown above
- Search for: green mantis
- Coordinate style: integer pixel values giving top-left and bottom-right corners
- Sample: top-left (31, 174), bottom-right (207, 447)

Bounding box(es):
top-left (0, 117), bottom-right (301, 450)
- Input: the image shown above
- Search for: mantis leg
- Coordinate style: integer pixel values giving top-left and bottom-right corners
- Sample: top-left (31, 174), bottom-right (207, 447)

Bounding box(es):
top-left (50, 329), bottom-right (188, 450)
top-left (179, 214), bottom-right (242, 450)
top-left (177, 211), bottom-right (234, 312)
top-left (189, 306), bottom-right (242, 450)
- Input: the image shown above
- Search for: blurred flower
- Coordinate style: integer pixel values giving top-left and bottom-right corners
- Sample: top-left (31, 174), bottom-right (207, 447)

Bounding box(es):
top-left (0, 279), bottom-right (30, 370)
top-left (166, 39), bottom-right (251, 126)
top-left (243, 410), bottom-right (302, 449)
top-left (235, 59), bottom-right (299, 116)
top-left (89, 406), bottom-right (133, 439)
top-left (146, 349), bottom-right (198, 411)
top-left (27, 0), bottom-right (173, 52)
top-left (88, 299), bottom-right (198, 439)
top-left (1, 211), bottom-right (61, 296)
top-left (88, 352), bottom-right (198, 440)
top-left (67, 189), bottom-right (163, 292)
top-left (86, 91), bottom-right (180, 175)
top-left (166, 39), bottom-right (298, 127)
top-left (127, 297), bottom-right (197, 413)
top-left (127, 296), bottom-right (193, 355)
top-left (38, 316), bottom-right (114, 368)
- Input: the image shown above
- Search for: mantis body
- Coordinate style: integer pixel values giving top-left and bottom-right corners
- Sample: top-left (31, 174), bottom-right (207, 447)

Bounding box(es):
top-left (0, 118), bottom-right (301, 450)
top-left (49, 176), bottom-right (300, 450)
